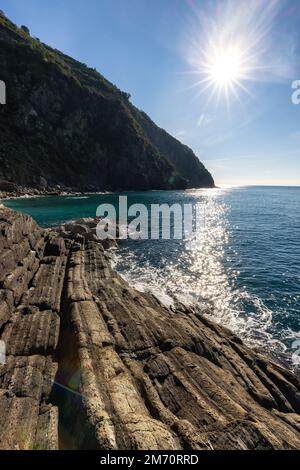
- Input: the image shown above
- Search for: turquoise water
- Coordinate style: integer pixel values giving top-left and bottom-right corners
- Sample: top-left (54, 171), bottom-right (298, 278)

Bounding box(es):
top-left (3, 187), bottom-right (300, 366)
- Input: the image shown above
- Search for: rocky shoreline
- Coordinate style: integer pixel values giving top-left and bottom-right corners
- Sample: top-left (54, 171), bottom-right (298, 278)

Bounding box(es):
top-left (0, 185), bottom-right (110, 200)
top-left (1, 207), bottom-right (300, 450)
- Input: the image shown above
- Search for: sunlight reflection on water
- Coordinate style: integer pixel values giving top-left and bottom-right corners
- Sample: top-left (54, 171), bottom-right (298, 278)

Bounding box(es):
top-left (114, 189), bottom-right (288, 362)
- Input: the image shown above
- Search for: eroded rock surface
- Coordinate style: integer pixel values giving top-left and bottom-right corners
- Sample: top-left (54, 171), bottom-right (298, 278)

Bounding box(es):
top-left (1, 207), bottom-right (300, 450)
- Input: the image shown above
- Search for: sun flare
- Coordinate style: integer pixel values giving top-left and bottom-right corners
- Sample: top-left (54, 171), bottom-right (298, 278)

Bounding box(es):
top-left (195, 40), bottom-right (252, 103)
top-left (208, 46), bottom-right (243, 87)
top-left (184, 1), bottom-right (278, 104)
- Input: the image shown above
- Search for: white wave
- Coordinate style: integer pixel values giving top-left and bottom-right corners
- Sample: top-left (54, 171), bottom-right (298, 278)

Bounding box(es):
top-left (66, 196), bottom-right (90, 200)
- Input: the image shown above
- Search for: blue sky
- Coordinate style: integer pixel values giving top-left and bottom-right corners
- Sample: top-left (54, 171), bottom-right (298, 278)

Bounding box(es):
top-left (2, 0), bottom-right (300, 186)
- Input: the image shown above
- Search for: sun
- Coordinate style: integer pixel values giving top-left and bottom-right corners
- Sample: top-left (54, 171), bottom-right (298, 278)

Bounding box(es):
top-left (208, 46), bottom-right (243, 87)
top-left (187, 41), bottom-right (253, 104)
top-left (196, 41), bottom-right (251, 103)
top-left (183, 1), bottom-right (270, 104)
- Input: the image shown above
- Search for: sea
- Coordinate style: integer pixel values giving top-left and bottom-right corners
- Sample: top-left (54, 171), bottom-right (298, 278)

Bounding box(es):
top-left (3, 186), bottom-right (300, 369)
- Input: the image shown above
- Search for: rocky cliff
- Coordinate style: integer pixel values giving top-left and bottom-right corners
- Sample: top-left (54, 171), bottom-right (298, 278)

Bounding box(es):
top-left (0, 12), bottom-right (214, 193)
top-left (1, 207), bottom-right (300, 450)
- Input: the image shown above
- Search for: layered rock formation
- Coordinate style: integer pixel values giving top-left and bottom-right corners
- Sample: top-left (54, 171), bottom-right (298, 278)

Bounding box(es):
top-left (0, 12), bottom-right (214, 193)
top-left (1, 207), bottom-right (300, 450)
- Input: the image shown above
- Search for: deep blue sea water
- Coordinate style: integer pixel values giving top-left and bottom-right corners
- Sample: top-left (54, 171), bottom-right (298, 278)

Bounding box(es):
top-left (3, 186), bottom-right (300, 367)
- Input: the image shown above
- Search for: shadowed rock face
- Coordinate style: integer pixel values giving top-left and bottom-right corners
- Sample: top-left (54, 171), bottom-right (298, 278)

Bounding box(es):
top-left (1, 207), bottom-right (300, 450)
top-left (0, 12), bottom-right (214, 192)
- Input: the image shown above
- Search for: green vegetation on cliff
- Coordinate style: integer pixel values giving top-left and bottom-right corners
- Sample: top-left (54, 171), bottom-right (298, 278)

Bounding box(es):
top-left (0, 11), bottom-right (214, 192)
